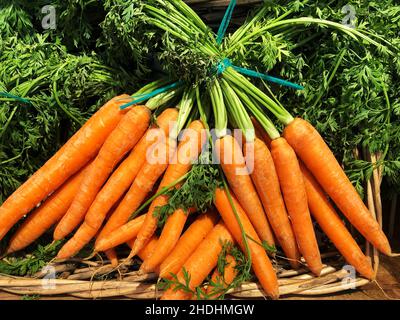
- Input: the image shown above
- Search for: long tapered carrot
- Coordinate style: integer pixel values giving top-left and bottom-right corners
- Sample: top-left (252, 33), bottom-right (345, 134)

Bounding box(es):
top-left (0, 95), bottom-right (132, 241)
top-left (245, 138), bottom-right (301, 269)
top-left (214, 188), bottom-right (279, 299)
top-left (57, 108), bottom-right (178, 257)
top-left (96, 137), bottom-right (177, 245)
top-left (161, 222), bottom-right (234, 300)
top-left (57, 135), bottom-right (175, 259)
top-left (159, 209), bottom-right (219, 279)
top-left (300, 162), bottom-right (374, 279)
top-left (53, 106), bottom-right (151, 241)
top-left (6, 161), bottom-right (93, 254)
top-left (94, 214), bottom-right (146, 253)
top-left (139, 207), bottom-right (196, 274)
top-left (283, 118), bottom-right (391, 255)
top-left (129, 120), bottom-right (206, 257)
top-left (78, 108), bottom-right (177, 243)
top-left (270, 137), bottom-right (322, 276)
top-left (135, 236), bottom-right (159, 262)
top-left (215, 135), bottom-right (275, 246)
top-left (205, 254), bottom-right (237, 299)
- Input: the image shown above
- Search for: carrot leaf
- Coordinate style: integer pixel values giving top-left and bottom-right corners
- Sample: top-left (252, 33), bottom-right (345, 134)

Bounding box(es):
top-left (153, 152), bottom-right (222, 228)
top-left (157, 267), bottom-right (194, 295)
top-left (0, 240), bottom-right (63, 276)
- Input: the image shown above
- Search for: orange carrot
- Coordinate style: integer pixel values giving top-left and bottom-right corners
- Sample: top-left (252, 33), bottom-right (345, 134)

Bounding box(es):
top-left (57, 135), bottom-right (175, 259)
top-left (129, 120), bottom-right (206, 257)
top-left (139, 207), bottom-right (196, 274)
top-left (283, 118), bottom-right (391, 255)
top-left (205, 254), bottom-right (237, 299)
top-left (245, 138), bottom-right (301, 269)
top-left (270, 137), bottom-right (322, 275)
top-left (215, 135), bottom-right (275, 246)
top-left (6, 162), bottom-right (93, 254)
top-left (300, 162), bottom-right (374, 279)
top-left (0, 95), bottom-right (132, 241)
top-left (214, 188), bottom-right (279, 299)
top-left (161, 222), bottom-right (234, 300)
top-left (94, 214), bottom-right (146, 253)
top-left (95, 136), bottom-right (176, 245)
top-left (128, 236), bottom-right (159, 262)
top-left (101, 197), bottom-right (127, 267)
top-left (76, 108), bottom-right (177, 244)
top-left (105, 249), bottom-right (119, 267)
top-left (54, 106), bottom-right (151, 241)
top-left (159, 209), bottom-right (219, 279)
top-left (103, 236), bottom-right (159, 268)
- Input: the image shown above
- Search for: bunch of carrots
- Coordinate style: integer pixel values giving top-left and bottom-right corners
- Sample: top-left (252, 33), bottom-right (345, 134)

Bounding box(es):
top-left (0, 80), bottom-right (394, 300)
top-left (0, 0), bottom-right (397, 300)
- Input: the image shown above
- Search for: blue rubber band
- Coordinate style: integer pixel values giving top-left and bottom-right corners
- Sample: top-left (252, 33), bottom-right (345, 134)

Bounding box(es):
top-left (0, 92), bottom-right (31, 104)
top-left (120, 81), bottom-right (184, 110)
top-left (216, 0), bottom-right (237, 45)
top-left (216, 58), bottom-right (304, 90)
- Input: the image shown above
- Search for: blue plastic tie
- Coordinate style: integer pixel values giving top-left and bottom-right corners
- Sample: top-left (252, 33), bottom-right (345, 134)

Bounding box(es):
top-left (216, 58), bottom-right (304, 90)
top-left (0, 92), bottom-right (31, 104)
top-left (120, 81), bottom-right (184, 110)
top-left (215, 2), bottom-right (303, 90)
top-left (216, 0), bottom-right (236, 45)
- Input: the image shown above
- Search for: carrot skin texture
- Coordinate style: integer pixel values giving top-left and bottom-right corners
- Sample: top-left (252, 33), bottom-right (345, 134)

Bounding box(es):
top-left (136, 236), bottom-right (159, 262)
top-left (130, 120), bottom-right (206, 256)
top-left (215, 135), bottom-right (275, 247)
top-left (58, 132), bottom-right (175, 259)
top-left (96, 134), bottom-right (176, 244)
top-left (246, 138), bottom-right (301, 269)
top-left (139, 208), bottom-right (193, 274)
top-left (94, 214), bottom-right (146, 252)
top-left (91, 108), bottom-right (178, 242)
top-left (300, 163), bottom-right (374, 279)
top-left (283, 118), bottom-right (391, 255)
top-left (105, 249), bottom-right (119, 267)
top-left (6, 162), bottom-right (92, 253)
top-left (159, 210), bottom-right (219, 279)
top-left (101, 197), bottom-right (127, 267)
top-left (0, 95), bottom-right (132, 241)
top-left (161, 222), bottom-right (234, 300)
top-left (54, 106), bottom-right (151, 242)
top-left (214, 188), bottom-right (279, 299)
top-left (271, 137), bottom-right (323, 276)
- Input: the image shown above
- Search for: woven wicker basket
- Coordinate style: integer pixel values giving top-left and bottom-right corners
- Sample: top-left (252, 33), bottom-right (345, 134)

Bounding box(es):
top-left (0, 1), bottom-right (385, 300)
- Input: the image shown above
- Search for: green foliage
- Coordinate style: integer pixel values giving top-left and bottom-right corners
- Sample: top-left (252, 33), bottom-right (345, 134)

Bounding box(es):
top-left (0, 241), bottom-right (62, 276)
top-left (0, 34), bottom-right (137, 202)
top-left (157, 267), bottom-right (193, 294)
top-left (261, 0), bottom-right (400, 196)
top-left (21, 294), bottom-right (41, 300)
top-left (0, 2), bottom-right (34, 40)
top-left (154, 151), bottom-right (222, 228)
top-left (99, 0), bottom-right (152, 76)
top-left (197, 242), bottom-right (252, 300)
top-left (220, 0), bottom-right (400, 196)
